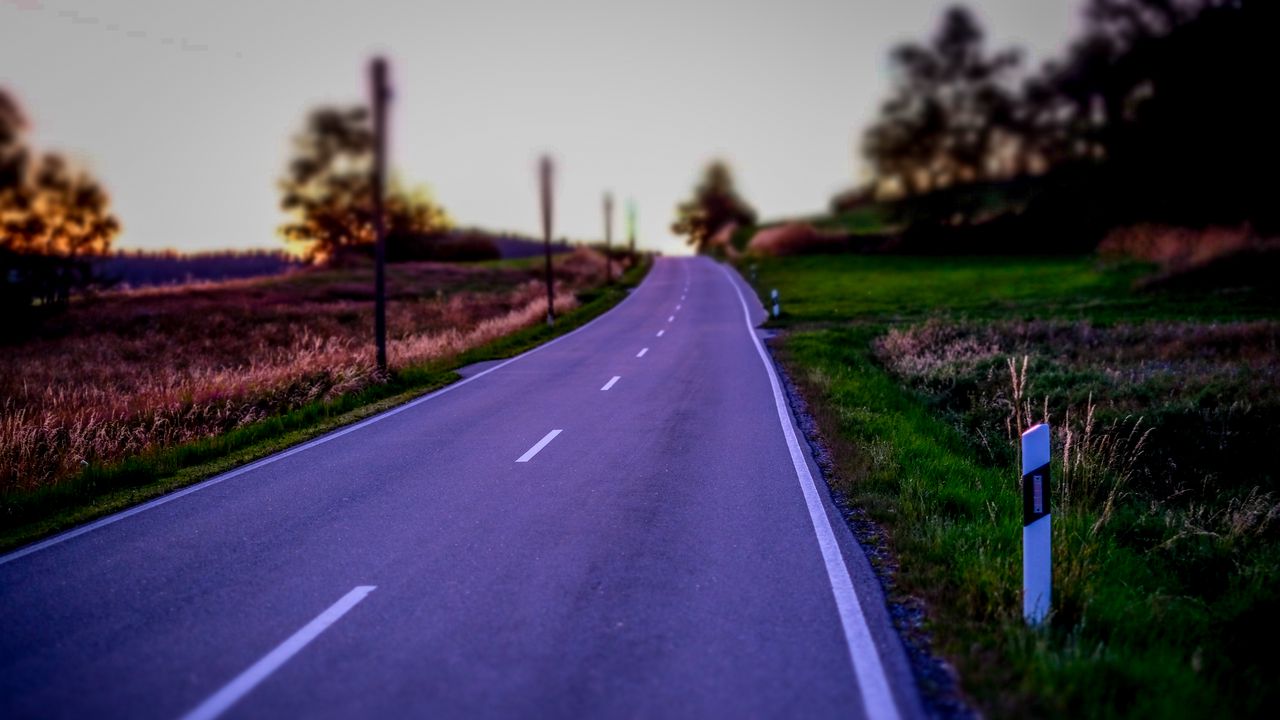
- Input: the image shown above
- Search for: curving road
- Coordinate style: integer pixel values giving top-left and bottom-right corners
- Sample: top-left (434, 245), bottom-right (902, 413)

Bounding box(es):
top-left (0, 257), bottom-right (924, 719)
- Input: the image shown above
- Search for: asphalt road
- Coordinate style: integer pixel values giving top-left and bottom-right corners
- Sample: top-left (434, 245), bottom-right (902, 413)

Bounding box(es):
top-left (0, 257), bottom-right (924, 719)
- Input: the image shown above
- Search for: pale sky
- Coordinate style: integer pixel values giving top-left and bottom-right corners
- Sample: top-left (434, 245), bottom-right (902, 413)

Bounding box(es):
top-left (0, 0), bottom-right (1080, 255)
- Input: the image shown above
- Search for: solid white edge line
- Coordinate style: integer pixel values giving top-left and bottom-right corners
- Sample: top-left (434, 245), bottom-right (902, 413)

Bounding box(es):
top-left (718, 263), bottom-right (902, 720)
top-left (636, 347), bottom-right (648, 358)
top-left (180, 585), bottom-right (376, 720)
top-left (0, 260), bottom-right (664, 566)
top-left (516, 429), bottom-right (563, 463)
top-left (601, 376), bottom-right (621, 391)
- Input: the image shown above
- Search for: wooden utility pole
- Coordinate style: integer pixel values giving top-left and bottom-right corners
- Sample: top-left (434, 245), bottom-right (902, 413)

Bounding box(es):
top-left (627, 200), bottom-right (637, 254)
top-left (603, 192), bottom-right (614, 284)
top-left (371, 57), bottom-right (390, 374)
top-left (540, 156), bottom-right (555, 326)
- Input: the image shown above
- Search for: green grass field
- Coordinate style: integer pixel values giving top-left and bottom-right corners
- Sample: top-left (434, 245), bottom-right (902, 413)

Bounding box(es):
top-left (747, 254), bottom-right (1279, 718)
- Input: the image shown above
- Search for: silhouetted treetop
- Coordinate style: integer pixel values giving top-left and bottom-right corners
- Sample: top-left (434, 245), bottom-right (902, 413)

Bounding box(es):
top-left (853, 0), bottom-right (1277, 229)
top-left (2, 88), bottom-right (122, 315)
top-left (1, 89), bottom-right (120, 258)
top-left (671, 160), bottom-right (756, 255)
top-left (279, 105), bottom-right (450, 263)
top-left (863, 5), bottom-right (1022, 196)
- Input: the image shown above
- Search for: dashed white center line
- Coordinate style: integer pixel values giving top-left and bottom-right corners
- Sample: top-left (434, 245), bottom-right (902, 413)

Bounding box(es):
top-left (636, 347), bottom-right (649, 358)
top-left (676, 304), bottom-right (682, 311)
top-left (667, 315), bottom-right (675, 322)
top-left (601, 376), bottom-right (621, 391)
top-left (517, 429), bottom-right (562, 463)
top-left (656, 329), bottom-right (665, 337)
top-left (181, 586), bottom-right (376, 720)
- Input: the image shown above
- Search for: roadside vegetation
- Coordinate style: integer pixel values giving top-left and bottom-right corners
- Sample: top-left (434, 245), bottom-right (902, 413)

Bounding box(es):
top-left (746, 253), bottom-right (1278, 717)
top-left (654, 3), bottom-right (1280, 713)
top-left (2, 75), bottom-right (655, 551)
top-left (702, 2), bottom-right (1280, 714)
top-left (0, 250), bottom-right (648, 550)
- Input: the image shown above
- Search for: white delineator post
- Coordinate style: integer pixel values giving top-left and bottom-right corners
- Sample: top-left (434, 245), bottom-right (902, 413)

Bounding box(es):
top-left (1021, 423), bottom-right (1052, 625)
top-left (770, 288), bottom-right (780, 318)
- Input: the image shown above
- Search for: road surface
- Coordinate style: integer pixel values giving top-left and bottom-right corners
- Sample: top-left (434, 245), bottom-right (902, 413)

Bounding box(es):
top-left (0, 257), bottom-right (924, 719)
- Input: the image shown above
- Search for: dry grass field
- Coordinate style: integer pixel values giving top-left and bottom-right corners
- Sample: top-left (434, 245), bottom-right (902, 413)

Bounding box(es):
top-left (0, 249), bottom-right (612, 500)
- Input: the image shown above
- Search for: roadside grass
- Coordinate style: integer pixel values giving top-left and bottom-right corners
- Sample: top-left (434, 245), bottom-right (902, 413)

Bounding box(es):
top-left (750, 254), bottom-right (1279, 718)
top-left (472, 254), bottom-right (556, 270)
top-left (0, 255), bottom-right (648, 552)
top-left (754, 254), bottom-right (1278, 325)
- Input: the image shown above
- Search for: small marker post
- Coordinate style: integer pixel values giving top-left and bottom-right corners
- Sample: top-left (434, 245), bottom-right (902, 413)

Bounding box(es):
top-left (1021, 423), bottom-right (1052, 625)
top-left (770, 288), bottom-right (780, 318)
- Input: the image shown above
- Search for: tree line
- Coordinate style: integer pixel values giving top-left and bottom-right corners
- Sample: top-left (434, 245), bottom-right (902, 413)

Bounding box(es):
top-left (853, 0), bottom-right (1276, 232)
top-left (668, 0), bottom-right (1278, 255)
top-left (0, 88), bottom-right (507, 323)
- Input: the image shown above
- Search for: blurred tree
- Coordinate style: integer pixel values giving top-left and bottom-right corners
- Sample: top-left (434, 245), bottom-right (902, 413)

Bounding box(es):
top-left (2, 89), bottom-right (121, 314)
top-left (10, 155), bottom-right (121, 256)
top-left (862, 6), bottom-right (1021, 196)
top-left (279, 105), bottom-right (450, 263)
top-left (671, 160), bottom-right (756, 254)
top-left (2, 91), bottom-right (119, 258)
top-left (850, 0), bottom-right (1276, 234)
top-left (1, 90), bottom-right (28, 191)
top-left (385, 180), bottom-right (451, 244)
top-left (1021, 0), bottom-right (1276, 224)
top-left (1020, 0), bottom-right (1202, 169)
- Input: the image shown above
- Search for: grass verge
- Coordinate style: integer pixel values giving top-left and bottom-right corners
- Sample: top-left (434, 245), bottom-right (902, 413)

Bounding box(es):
top-left (748, 254), bottom-right (1278, 718)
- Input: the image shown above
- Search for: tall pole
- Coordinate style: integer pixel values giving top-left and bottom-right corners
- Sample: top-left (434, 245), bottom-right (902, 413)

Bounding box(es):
top-left (603, 192), bottom-right (614, 284)
top-left (371, 57), bottom-right (390, 375)
top-left (540, 156), bottom-right (555, 326)
top-left (627, 199), bottom-right (637, 254)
